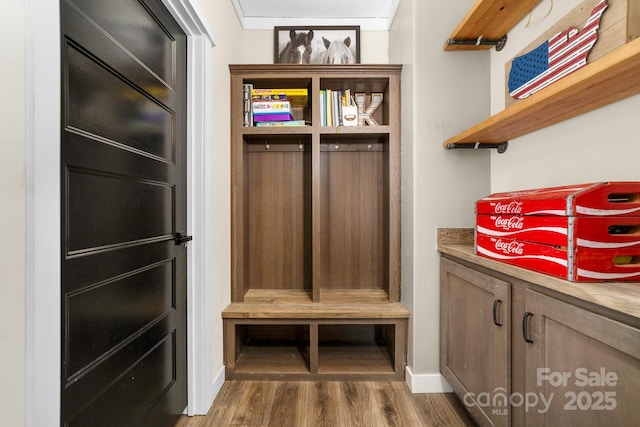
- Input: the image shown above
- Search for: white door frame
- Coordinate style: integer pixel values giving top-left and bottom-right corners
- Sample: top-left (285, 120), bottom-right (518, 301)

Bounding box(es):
top-left (25, 1), bottom-right (216, 424)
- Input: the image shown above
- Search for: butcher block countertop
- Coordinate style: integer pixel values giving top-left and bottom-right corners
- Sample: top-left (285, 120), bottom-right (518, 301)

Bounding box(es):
top-left (437, 229), bottom-right (640, 322)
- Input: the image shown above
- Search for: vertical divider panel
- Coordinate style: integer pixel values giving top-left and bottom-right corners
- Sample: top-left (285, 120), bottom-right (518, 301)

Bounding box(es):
top-left (393, 320), bottom-right (406, 376)
top-left (311, 74), bottom-right (322, 302)
top-left (309, 321), bottom-right (319, 374)
top-left (242, 140), bottom-right (251, 298)
top-left (383, 140), bottom-right (391, 299)
top-left (387, 74), bottom-right (402, 302)
top-left (223, 319), bottom-right (235, 371)
top-left (230, 72), bottom-right (245, 302)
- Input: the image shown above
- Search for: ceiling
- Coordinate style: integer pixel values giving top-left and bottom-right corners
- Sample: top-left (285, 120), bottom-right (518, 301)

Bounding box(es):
top-left (231, 0), bottom-right (400, 30)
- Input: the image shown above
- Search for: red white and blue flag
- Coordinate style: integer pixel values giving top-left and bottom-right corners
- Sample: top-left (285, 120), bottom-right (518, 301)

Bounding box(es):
top-left (508, 0), bottom-right (608, 99)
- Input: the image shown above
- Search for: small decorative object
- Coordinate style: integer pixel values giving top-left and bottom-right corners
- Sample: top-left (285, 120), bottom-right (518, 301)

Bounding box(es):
top-left (274, 26), bottom-right (360, 64)
top-left (355, 93), bottom-right (383, 126)
top-left (342, 105), bottom-right (358, 126)
top-left (508, 0), bottom-right (608, 99)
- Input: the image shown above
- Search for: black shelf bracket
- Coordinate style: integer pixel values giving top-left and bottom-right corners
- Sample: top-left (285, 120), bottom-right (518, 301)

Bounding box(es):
top-left (446, 34), bottom-right (508, 51)
top-left (446, 141), bottom-right (509, 154)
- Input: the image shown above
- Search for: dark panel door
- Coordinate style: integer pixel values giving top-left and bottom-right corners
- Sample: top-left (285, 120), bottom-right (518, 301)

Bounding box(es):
top-left (60, 0), bottom-right (187, 425)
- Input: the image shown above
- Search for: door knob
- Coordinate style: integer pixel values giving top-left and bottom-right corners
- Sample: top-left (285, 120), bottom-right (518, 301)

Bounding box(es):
top-left (174, 232), bottom-right (193, 245)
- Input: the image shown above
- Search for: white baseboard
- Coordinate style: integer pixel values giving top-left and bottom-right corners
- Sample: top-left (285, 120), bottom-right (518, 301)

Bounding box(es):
top-left (405, 367), bottom-right (454, 393)
top-left (200, 365), bottom-right (226, 415)
top-left (186, 366), bottom-right (225, 416)
top-left (211, 365), bottom-right (226, 401)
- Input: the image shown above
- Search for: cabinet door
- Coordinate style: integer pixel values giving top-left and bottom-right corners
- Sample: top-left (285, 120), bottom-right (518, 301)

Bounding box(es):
top-left (441, 258), bottom-right (511, 426)
top-left (524, 290), bottom-right (640, 426)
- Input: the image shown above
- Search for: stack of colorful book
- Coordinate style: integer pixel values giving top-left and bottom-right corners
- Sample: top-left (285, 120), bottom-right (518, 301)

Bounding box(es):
top-left (242, 85), bottom-right (309, 127)
top-left (252, 100), bottom-right (294, 123)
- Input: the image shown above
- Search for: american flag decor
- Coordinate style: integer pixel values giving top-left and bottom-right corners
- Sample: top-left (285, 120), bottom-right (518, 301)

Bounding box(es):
top-left (508, 0), bottom-right (608, 99)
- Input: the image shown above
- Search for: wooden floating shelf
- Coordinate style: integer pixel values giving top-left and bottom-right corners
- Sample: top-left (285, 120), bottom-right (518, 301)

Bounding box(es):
top-left (444, 37), bottom-right (640, 147)
top-left (444, 0), bottom-right (543, 51)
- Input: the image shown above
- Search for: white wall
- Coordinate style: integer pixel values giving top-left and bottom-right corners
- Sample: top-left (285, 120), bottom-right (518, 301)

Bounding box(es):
top-left (390, 0), bottom-right (491, 383)
top-left (197, 0), bottom-right (242, 389)
top-left (0, 1), bottom-right (26, 424)
top-left (489, 0), bottom-right (640, 191)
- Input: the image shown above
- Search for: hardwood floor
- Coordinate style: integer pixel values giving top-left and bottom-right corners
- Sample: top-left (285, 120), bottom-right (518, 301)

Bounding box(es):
top-left (175, 381), bottom-right (476, 426)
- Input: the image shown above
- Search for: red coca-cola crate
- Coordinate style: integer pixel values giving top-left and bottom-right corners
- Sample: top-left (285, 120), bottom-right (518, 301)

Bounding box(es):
top-left (476, 233), bottom-right (640, 282)
top-left (476, 215), bottom-right (640, 250)
top-left (475, 182), bottom-right (640, 282)
top-left (476, 182), bottom-right (640, 217)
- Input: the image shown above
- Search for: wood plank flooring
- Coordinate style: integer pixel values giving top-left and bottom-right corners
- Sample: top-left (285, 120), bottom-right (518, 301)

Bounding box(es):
top-left (174, 381), bottom-right (476, 426)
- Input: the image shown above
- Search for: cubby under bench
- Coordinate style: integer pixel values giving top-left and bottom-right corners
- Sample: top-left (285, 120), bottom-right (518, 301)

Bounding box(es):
top-left (222, 289), bottom-right (409, 381)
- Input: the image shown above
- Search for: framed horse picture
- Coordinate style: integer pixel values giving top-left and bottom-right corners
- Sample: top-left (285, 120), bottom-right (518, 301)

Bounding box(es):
top-left (274, 26), bottom-right (360, 64)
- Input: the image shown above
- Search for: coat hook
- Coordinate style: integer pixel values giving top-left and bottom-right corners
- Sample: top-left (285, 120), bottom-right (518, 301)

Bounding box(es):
top-left (368, 143), bottom-right (373, 151)
top-left (264, 142), bottom-right (270, 151)
top-left (335, 142), bottom-right (340, 150)
top-left (298, 142), bottom-right (303, 151)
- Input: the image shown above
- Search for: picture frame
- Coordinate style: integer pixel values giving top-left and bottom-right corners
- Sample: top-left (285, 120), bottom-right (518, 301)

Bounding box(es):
top-left (274, 26), bottom-right (360, 64)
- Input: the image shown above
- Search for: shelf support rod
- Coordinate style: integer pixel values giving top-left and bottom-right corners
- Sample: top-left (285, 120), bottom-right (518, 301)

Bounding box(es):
top-left (446, 34), bottom-right (507, 51)
top-left (446, 141), bottom-right (509, 153)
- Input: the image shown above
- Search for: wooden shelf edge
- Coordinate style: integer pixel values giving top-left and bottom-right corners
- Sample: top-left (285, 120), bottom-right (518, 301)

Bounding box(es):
top-left (319, 125), bottom-right (391, 135)
top-left (241, 125), bottom-right (390, 135)
top-left (229, 63), bottom-right (403, 75)
top-left (226, 371), bottom-right (403, 381)
top-left (444, 37), bottom-right (640, 146)
top-left (444, 0), bottom-right (542, 51)
top-left (241, 126), bottom-right (312, 135)
top-left (222, 303), bottom-right (410, 319)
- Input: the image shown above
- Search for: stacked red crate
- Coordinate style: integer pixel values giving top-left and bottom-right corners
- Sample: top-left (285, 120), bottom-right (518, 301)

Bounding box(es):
top-left (475, 182), bottom-right (640, 282)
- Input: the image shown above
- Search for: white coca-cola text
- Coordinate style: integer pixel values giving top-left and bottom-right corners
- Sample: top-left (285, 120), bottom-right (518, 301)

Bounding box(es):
top-left (495, 239), bottom-right (525, 255)
top-left (494, 201), bottom-right (523, 214)
top-left (494, 216), bottom-right (524, 230)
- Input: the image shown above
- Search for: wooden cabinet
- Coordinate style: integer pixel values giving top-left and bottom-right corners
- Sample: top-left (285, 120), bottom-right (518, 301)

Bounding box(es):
top-left (440, 253), bottom-right (640, 426)
top-left (224, 64), bottom-right (408, 380)
top-left (523, 290), bottom-right (640, 426)
top-left (229, 64), bottom-right (401, 303)
top-left (440, 259), bottom-right (511, 426)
